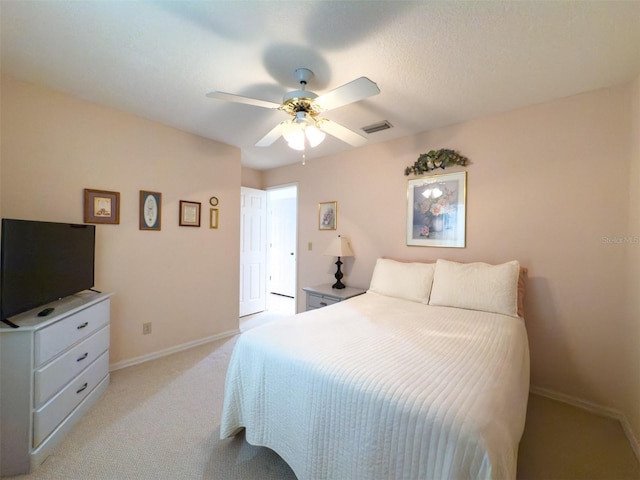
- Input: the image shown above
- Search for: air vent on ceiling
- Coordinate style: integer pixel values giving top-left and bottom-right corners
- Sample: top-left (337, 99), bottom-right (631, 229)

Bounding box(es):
top-left (361, 120), bottom-right (393, 134)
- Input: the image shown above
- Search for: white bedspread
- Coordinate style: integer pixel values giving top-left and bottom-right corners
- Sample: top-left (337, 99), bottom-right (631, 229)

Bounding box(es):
top-left (220, 292), bottom-right (530, 480)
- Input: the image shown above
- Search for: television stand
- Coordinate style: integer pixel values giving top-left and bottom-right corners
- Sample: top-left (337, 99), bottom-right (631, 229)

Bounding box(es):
top-left (1, 318), bottom-right (19, 328)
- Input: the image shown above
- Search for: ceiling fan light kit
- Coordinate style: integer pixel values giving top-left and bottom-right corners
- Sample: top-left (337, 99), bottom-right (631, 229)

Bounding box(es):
top-left (206, 68), bottom-right (380, 154)
top-left (282, 111), bottom-right (326, 150)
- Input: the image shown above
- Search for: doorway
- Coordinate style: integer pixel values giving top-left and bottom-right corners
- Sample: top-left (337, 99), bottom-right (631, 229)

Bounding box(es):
top-left (266, 185), bottom-right (297, 315)
top-left (239, 185), bottom-right (297, 322)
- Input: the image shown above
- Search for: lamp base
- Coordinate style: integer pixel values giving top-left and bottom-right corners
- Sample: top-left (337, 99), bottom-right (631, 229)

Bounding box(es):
top-left (332, 257), bottom-right (346, 289)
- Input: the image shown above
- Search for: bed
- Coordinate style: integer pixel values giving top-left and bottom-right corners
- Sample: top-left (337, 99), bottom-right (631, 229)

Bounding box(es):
top-left (220, 259), bottom-right (530, 479)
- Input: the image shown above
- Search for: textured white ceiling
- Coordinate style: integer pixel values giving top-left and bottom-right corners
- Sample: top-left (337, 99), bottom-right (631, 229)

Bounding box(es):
top-left (2, 1), bottom-right (639, 170)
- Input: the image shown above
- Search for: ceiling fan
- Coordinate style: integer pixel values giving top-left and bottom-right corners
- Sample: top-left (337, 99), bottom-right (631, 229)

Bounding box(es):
top-left (206, 68), bottom-right (380, 151)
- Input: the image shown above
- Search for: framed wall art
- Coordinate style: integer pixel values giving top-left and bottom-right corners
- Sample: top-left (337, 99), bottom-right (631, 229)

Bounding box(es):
top-left (84, 188), bottom-right (120, 224)
top-left (210, 208), bottom-right (219, 229)
top-left (406, 171), bottom-right (466, 248)
top-left (139, 190), bottom-right (162, 231)
top-left (179, 200), bottom-right (201, 227)
top-left (318, 201), bottom-right (337, 230)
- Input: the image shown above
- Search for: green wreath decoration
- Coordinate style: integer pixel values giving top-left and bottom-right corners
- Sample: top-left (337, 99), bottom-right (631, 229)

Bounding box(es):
top-left (404, 149), bottom-right (469, 176)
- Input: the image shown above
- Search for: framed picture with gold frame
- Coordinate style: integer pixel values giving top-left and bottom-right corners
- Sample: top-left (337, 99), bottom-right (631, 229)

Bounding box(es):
top-left (210, 208), bottom-right (219, 229)
top-left (84, 188), bottom-right (120, 224)
top-left (318, 201), bottom-right (337, 230)
top-left (139, 190), bottom-right (162, 231)
top-left (179, 200), bottom-right (201, 227)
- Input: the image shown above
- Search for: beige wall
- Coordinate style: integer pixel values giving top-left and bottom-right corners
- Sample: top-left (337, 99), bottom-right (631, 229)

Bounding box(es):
top-left (241, 166), bottom-right (263, 189)
top-left (264, 80), bottom-right (639, 443)
top-left (626, 76), bottom-right (640, 446)
top-left (0, 75), bottom-right (241, 365)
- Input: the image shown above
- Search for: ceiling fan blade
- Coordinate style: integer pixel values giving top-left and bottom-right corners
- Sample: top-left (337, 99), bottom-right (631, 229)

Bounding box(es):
top-left (206, 91), bottom-right (281, 110)
top-left (314, 77), bottom-right (380, 111)
top-left (318, 119), bottom-right (368, 147)
top-left (255, 121), bottom-right (287, 147)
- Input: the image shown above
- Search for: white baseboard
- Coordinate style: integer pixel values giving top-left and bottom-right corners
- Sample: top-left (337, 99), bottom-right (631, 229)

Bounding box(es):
top-left (620, 415), bottom-right (640, 465)
top-left (530, 384), bottom-right (640, 462)
top-left (109, 329), bottom-right (240, 372)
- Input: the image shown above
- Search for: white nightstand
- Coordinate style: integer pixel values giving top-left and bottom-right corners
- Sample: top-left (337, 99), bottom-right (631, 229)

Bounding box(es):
top-left (302, 284), bottom-right (367, 311)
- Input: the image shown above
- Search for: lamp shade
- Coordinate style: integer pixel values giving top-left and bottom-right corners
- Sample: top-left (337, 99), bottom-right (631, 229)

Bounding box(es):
top-left (324, 236), bottom-right (354, 257)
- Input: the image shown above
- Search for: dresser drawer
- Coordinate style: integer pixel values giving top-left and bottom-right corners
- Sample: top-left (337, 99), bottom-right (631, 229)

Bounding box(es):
top-left (34, 325), bottom-right (110, 408)
top-left (33, 351), bottom-right (109, 448)
top-left (307, 293), bottom-right (339, 309)
top-left (34, 300), bottom-right (110, 366)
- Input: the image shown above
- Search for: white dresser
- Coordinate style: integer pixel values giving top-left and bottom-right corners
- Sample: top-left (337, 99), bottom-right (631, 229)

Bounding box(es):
top-left (0, 291), bottom-right (112, 476)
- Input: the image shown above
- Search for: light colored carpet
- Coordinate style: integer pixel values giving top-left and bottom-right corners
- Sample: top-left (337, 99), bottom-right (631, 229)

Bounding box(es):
top-left (240, 293), bottom-right (295, 332)
top-left (518, 394), bottom-right (640, 479)
top-left (5, 311), bottom-right (640, 479)
top-left (7, 336), bottom-right (297, 480)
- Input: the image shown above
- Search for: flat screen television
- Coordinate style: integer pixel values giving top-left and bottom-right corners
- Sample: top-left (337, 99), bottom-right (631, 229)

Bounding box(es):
top-left (1, 219), bottom-right (96, 320)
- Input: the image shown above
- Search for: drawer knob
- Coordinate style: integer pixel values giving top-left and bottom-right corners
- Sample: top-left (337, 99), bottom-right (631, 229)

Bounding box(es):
top-left (77, 322), bottom-right (89, 330)
top-left (320, 302), bottom-right (327, 306)
top-left (77, 352), bottom-right (89, 362)
top-left (76, 382), bottom-right (88, 394)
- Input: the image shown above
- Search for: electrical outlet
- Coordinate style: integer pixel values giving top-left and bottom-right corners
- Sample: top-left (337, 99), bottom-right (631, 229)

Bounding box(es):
top-left (308, 242), bottom-right (312, 251)
top-left (142, 322), bottom-right (152, 335)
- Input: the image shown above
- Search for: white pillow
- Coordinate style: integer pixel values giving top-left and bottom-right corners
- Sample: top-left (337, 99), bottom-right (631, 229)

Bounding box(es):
top-left (368, 258), bottom-right (435, 304)
top-left (429, 259), bottom-right (520, 317)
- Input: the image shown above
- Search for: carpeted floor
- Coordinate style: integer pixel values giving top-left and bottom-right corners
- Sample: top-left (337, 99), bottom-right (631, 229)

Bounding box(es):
top-left (518, 394), bottom-right (640, 479)
top-left (7, 336), bottom-right (298, 480)
top-left (5, 307), bottom-right (640, 479)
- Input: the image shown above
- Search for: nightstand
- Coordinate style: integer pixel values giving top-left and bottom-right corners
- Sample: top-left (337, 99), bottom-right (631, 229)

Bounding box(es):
top-left (302, 284), bottom-right (367, 311)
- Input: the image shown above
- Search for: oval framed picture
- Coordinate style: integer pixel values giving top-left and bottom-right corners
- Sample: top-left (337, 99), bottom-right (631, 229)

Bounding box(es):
top-left (139, 191), bottom-right (162, 230)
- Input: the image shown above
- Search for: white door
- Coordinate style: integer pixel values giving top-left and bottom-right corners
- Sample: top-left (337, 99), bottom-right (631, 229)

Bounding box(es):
top-left (239, 187), bottom-right (267, 317)
top-left (268, 186), bottom-right (297, 297)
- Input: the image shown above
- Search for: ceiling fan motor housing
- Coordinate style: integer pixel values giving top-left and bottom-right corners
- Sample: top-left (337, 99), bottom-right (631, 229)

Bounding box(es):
top-left (283, 90), bottom-right (318, 103)
top-left (281, 93), bottom-right (322, 116)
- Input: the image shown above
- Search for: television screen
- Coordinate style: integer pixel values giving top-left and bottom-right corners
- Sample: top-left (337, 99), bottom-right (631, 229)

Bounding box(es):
top-left (1, 219), bottom-right (95, 320)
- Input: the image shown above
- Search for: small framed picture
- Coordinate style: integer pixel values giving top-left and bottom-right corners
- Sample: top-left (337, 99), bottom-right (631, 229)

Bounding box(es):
top-left (139, 191), bottom-right (162, 231)
top-left (179, 200), bottom-right (201, 227)
top-left (210, 208), bottom-right (219, 229)
top-left (318, 201), bottom-right (337, 230)
top-left (84, 189), bottom-right (120, 224)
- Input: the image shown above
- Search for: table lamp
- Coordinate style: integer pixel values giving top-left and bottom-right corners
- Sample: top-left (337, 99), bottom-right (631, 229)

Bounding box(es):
top-left (324, 235), bottom-right (354, 289)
